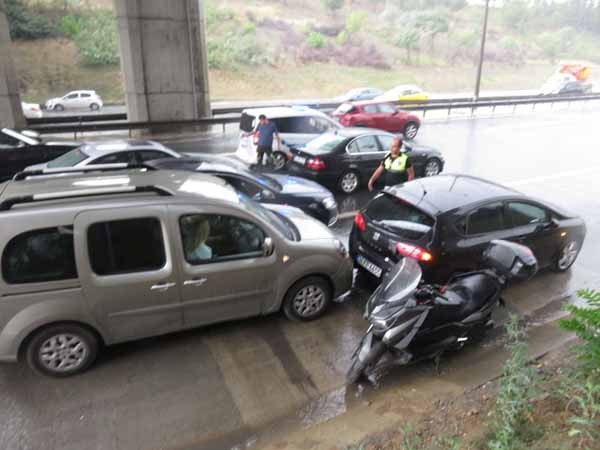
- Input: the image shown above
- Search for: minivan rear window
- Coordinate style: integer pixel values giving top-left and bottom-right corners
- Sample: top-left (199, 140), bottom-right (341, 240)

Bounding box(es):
top-left (240, 113), bottom-right (256, 133)
top-left (365, 193), bottom-right (434, 240)
top-left (2, 226), bottom-right (76, 284)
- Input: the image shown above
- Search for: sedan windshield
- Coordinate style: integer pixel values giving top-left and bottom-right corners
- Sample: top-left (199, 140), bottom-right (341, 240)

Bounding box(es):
top-left (304, 133), bottom-right (346, 154)
top-left (47, 147), bottom-right (89, 168)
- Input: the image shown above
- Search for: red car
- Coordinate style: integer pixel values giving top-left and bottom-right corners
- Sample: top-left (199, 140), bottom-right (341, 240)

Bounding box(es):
top-left (332, 101), bottom-right (421, 139)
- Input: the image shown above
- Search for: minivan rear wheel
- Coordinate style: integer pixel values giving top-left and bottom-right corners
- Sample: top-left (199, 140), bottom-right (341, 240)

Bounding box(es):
top-left (26, 324), bottom-right (99, 377)
top-left (283, 276), bottom-right (332, 321)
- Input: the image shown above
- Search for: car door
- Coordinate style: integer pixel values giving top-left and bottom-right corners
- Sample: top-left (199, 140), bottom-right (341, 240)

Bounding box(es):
top-left (504, 201), bottom-right (559, 266)
top-left (169, 205), bottom-right (278, 327)
top-left (376, 104), bottom-right (400, 131)
top-left (74, 207), bottom-right (183, 343)
top-left (359, 104), bottom-right (378, 128)
top-left (64, 92), bottom-right (79, 109)
top-left (347, 135), bottom-right (384, 180)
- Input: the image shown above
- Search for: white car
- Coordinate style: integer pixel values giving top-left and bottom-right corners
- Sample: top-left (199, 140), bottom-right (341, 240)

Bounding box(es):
top-left (24, 140), bottom-right (181, 172)
top-left (336, 87), bottom-right (384, 103)
top-left (236, 106), bottom-right (341, 170)
top-left (45, 90), bottom-right (104, 112)
top-left (21, 102), bottom-right (43, 119)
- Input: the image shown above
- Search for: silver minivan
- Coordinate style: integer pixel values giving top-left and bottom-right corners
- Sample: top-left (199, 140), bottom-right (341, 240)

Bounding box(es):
top-left (0, 169), bottom-right (352, 376)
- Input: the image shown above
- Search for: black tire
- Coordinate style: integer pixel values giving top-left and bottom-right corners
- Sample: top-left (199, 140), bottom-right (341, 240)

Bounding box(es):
top-left (338, 170), bottom-right (360, 194)
top-left (54, 104), bottom-right (64, 112)
top-left (89, 103), bottom-right (100, 111)
top-left (283, 276), bottom-right (332, 321)
top-left (25, 323), bottom-right (99, 377)
top-left (552, 239), bottom-right (580, 272)
top-left (403, 121), bottom-right (419, 140)
top-left (271, 151), bottom-right (287, 171)
top-left (423, 157), bottom-right (442, 177)
top-left (346, 340), bottom-right (386, 384)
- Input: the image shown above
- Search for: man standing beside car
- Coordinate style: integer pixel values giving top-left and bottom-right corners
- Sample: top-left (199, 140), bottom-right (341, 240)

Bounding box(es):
top-left (367, 137), bottom-right (414, 191)
top-left (248, 114), bottom-right (281, 168)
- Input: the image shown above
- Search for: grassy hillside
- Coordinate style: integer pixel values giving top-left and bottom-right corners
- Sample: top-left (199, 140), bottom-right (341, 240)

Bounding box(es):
top-left (8, 0), bottom-right (600, 103)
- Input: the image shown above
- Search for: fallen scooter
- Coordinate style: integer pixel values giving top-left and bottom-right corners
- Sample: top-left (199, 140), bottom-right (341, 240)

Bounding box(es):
top-left (347, 240), bottom-right (538, 384)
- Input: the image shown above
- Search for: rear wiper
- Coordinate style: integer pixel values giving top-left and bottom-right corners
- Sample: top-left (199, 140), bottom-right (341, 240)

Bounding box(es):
top-left (372, 219), bottom-right (394, 232)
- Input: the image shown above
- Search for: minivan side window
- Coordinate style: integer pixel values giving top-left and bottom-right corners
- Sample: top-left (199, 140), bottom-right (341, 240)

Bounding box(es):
top-left (180, 214), bottom-right (265, 264)
top-left (466, 202), bottom-right (505, 235)
top-left (2, 226), bottom-right (77, 284)
top-left (88, 218), bottom-right (166, 275)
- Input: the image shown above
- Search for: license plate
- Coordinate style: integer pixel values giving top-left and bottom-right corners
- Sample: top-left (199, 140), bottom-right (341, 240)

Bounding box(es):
top-left (357, 255), bottom-right (382, 278)
top-left (293, 155), bottom-right (306, 165)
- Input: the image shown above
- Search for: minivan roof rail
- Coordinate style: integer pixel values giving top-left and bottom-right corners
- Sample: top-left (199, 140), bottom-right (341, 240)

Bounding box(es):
top-left (12, 163), bottom-right (157, 181)
top-left (0, 185), bottom-right (173, 211)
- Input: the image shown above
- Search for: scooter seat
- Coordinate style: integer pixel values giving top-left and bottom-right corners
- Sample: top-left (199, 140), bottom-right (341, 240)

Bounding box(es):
top-left (444, 274), bottom-right (498, 319)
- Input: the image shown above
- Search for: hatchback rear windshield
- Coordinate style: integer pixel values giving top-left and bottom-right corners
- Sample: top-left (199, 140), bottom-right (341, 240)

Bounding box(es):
top-left (240, 113), bottom-right (256, 132)
top-left (47, 147), bottom-right (89, 168)
top-left (365, 193), bottom-right (434, 240)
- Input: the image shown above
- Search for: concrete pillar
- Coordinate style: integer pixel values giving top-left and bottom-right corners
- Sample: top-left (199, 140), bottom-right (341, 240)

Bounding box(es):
top-left (0, 1), bottom-right (26, 129)
top-left (114, 0), bottom-right (211, 127)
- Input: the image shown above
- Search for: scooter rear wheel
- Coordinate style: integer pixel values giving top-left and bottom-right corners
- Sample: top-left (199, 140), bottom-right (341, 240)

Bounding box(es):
top-left (346, 341), bottom-right (385, 384)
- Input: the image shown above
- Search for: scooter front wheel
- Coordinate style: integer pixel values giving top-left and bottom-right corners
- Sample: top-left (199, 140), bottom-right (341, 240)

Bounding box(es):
top-left (346, 341), bottom-right (386, 384)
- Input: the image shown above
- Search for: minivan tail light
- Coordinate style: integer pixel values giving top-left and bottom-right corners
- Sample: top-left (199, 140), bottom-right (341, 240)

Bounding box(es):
top-left (306, 157), bottom-right (326, 170)
top-left (354, 212), bottom-right (366, 232)
top-left (395, 242), bottom-right (433, 262)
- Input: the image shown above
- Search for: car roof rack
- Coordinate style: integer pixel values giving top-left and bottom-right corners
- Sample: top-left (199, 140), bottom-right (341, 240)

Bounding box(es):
top-left (0, 185), bottom-right (173, 211)
top-left (12, 163), bottom-right (157, 181)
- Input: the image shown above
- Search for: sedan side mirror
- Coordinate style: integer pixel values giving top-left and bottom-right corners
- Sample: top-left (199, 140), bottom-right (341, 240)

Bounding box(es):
top-left (536, 218), bottom-right (560, 232)
top-left (263, 237), bottom-right (274, 257)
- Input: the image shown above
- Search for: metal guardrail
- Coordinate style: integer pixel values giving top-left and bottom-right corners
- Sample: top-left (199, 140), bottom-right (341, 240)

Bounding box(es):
top-left (26, 93), bottom-right (600, 136)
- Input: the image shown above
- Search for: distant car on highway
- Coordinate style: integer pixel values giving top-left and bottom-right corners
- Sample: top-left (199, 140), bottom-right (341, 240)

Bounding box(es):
top-left (236, 106), bottom-right (341, 171)
top-left (375, 85), bottom-right (429, 102)
top-left (332, 101), bottom-right (421, 139)
top-left (24, 140), bottom-right (180, 172)
top-left (45, 90), bottom-right (104, 112)
top-left (0, 128), bottom-right (80, 181)
top-left (288, 128), bottom-right (444, 194)
top-left (21, 101), bottom-right (43, 119)
top-left (147, 155), bottom-right (339, 226)
top-left (335, 87), bottom-right (384, 102)
top-left (350, 174), bottom-right (586, 283)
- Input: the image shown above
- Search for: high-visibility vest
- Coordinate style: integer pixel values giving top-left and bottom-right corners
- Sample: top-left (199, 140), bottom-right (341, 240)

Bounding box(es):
top-left (383, 153), bottom-right (408, 172)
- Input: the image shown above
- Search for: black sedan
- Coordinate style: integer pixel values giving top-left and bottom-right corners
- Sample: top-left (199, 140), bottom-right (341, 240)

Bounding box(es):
top-left (350, 174), bottom-right (586, 283)
top-left (147, 155), bottom-right (339, 226)
top-left (287, 128), bottom-right (444, 194)
top-left (0, 128), bottom-right (80, 182)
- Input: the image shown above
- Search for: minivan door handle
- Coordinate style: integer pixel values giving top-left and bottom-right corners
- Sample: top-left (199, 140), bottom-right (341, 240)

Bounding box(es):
top-left (150, 282), bottom-right (177, 292)
top-left (183, 278), bottom-right (207, 287)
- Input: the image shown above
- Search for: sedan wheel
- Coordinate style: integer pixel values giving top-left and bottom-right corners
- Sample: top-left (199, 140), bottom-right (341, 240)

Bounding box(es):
top-left (26, 324), bottom-right (99, 377)
top-left (89, 103), bottom-right (100, 111)
top-left (283, 276), bottom-right (332, 321)
top-left (554, 240), bottom-right (579, 272)
top-left (54, 104), bottom-right (65, 112)
top-left (272, 152), bottom-right (287, 171)
top-left (339, 171), bottom-right (360, 194)
top-left (403, 122), bottom-right (419, 140)
top-left (424, 158), bottom-right (442, 177)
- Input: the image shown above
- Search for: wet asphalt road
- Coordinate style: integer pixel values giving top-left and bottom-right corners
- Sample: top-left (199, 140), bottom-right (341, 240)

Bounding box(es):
top-left (2, 103), bottom-right (600, 450)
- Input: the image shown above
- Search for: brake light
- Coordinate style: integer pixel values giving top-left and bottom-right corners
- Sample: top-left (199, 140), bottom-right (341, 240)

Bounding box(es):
top-left (354, 212), bottom-right (366, 232)
top-left (395, 242), bottom-right (433, 262)
top-left (306, 156), bottom-right (326, 170)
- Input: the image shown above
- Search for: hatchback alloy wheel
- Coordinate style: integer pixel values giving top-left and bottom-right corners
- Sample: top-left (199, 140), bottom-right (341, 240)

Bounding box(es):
top-left (557, 241), bottom-right (578, 271)
top-left (340, 172), bottom-right (359, 194)
top-left (404, 123), bottom-right (419, 140)
top-left (293, 285), bottom-right (327, 318)
top-left (424, 159), bottom-right (442, 177)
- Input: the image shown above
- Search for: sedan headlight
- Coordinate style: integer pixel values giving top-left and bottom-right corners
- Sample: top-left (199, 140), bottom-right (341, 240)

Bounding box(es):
top-left (333, 239), bottom-right (348, 259)
top-left (322, 197), bottom-right (337, 209)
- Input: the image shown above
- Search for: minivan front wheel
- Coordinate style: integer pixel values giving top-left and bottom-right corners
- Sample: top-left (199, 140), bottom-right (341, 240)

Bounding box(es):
top-left (283, 276), bottom-right (332, 321)
top-left (26, 324), bottom-right (99, 377)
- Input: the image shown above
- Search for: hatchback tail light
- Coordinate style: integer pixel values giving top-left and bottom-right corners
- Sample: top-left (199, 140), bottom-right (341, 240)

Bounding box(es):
top-left (395, 242), bottom-right (433, 262)
top-left (306, 157), bottom-right (326, 170)
top-left (354, 212), bottom-right (366, 232)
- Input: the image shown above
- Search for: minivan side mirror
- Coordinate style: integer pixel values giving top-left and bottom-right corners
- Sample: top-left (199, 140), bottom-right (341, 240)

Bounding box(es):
top-left (263, 237), bottom-right (274, 257)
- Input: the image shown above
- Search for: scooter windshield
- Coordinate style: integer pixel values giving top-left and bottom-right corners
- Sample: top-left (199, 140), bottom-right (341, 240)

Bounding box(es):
top-left (378, 257), bottom-right (423, 304)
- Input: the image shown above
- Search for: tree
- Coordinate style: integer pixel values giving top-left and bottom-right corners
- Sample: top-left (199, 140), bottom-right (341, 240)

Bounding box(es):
top-left (395, 27), bottom-right (421, 64)
top-left (416, 11), bottom-right (449, 53)
top-left (321, 0), bottom-right (343, 15)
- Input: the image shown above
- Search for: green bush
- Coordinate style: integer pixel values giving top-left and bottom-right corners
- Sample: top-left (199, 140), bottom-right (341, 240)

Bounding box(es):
top-left (205, 1), bottom-right (235, 27)
top-left (207, 28), bottom-right (268, 69)
top-left (58, 13), bottom-right (82, 39)
top-left (306, 31), bottom-right (326, 49)
top-left (336, 30), bottom-right (348, 45)
top-left (5, 0), bottom-right (56, 40)
top-left (561, 289), bottom-right (600, 373)
top-left (74, 11), bottom-right (119, 66)
top-left (322, 0), bottom-right (343, 14)
top-left (346, 11), bottom-right (368, 34)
